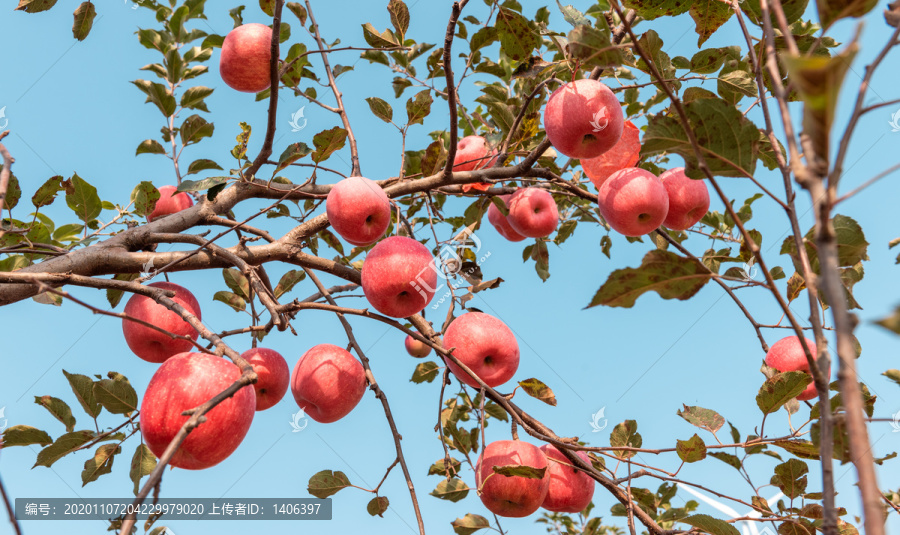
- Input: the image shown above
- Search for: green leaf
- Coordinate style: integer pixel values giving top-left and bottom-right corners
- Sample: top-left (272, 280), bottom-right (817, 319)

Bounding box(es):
top-left (130, 444), bottom-right (157, 495)
top-left (180, 114), bottom-right (215, 145)
top-left (816, 0), bottom-right (877, 27)
top-left (689, 0), bottom-right (733, 46)
top-left (213, 290), bottom-right (246, 312)
top-left (275, 143), bottom-right (312, 173)
top-left (259, 0), bottom-right (275, 16)
top-left (366, 496), bottom-right (389, 517)
top-left (307, 470), bottom-right (352, 498)
top-left (495, 7), bottom-right (540, 61)
top-left (286, 2), bottom-right (308, 26)
top-left (1, 425), bottom-right (53, 448)
top-left (676, 434), bottom-right (707, 463)
top-left (517, 378), bottom-right (557, 406)
top-left (361, 23), bottom-right (399, 48)
top-left (93, 372), bottom-right (138, 414)
top-left (756, 371), bottom-right (811, 414)
top-left (365, 97), bottom-right (394, 123)
top-left (883, 369), bottom-right (900, 386)
top-left (587, 250), bottom-right (713, 308)
top-left (773, 439), bottom-right (821, 460)
top-left (31, 175), bottom-right (64, 208)
top-left (676, 405), bottom-right (725, 434)
top-left (136, 139), bottom-right (166, 156)
top-left (181, 86), bottom-right (214, 111)
top-left (3, 173), bottom-right (20, 210)
top-left (643, 97), bottom-right (759, 178)
top-left (681, 514), bottom-right (741, 535)
top-left (65, 173), bottom-right (102, 223)
top-left (82, 443), bottom-right (121, 486)
top-left (741, 0), bottom-right (810, 26)
top-left (451, 513), bottom-right (491, 535)
top-left (690, 47), bottom-right (740, 74)
top-left (222, 267), bottom-right (250, 299)
top-left (34, 395), bottom-right (76, 432)
top-left (186, 159), bottom-right (223, 176)
top-left (177, 176), bottom-right (229, 193)
top-left (772, 458), bottom-right (808, 498)
top-left (106, 273), bottom-right (140, 309)
top-left (708, 451), bottom-right (743, 470)
top-left (567, 24), bottom-right (621, 69)
top-left (718, 64), bottom-right (758, 105)
top-left (132, 80), bottom-right (177, 117)
top-left (557, 1), bottom-right (590, 26)
top-left (430, 478), bottom-right (470, 502)
top-left (15, 0), bottom-right (58, 13)
top-left (72, 2), bottom-right (96, 41)
top-left (62, 370), bottom-right (102, 419)
top-left (273, 270), bottom-right (306, 298)
top-left (130, 181), bottom-right (160, 218)
top-left (34, 430), bottom-right (95, 467)
top-left (780, 215), bottom-right (869, 274)
top-left (622, 0), bottom-right (690, 20)
top-left (411, 361), bottom-right (440, 384)
top-left (387, 0), bottom-right (410, 39)
top-left (492, 464), bottom-right (547, 479)
top-left (428, 457), bottom-right (462, 476)
top-left (406, 90), bottom-right (433, 126)
top-left (609, 420), bottom-right (642, 459)
top-left (311, 127), bottom-right (348, 163)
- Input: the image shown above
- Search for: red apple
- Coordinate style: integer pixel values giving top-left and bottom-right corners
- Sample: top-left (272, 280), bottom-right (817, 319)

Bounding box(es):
top-left (582, 120), bottom-right (641, 189)
top-left (765, 336), bottom-right (819, 401)
top-left (123, 282), bottom-right (202, 363)
top-left (476, 440), bottom-right (551, 518)
top-left (543, 79), bottom-right (625, 159)
top-left (290, 344), bottom-right (367, 423)
top-left (539, 445), bottom-right (595, 513)
top-left (405, 334), bottom-right (431, 358)
top-left (140, 352), bottom-right (255, 470)
top-left (147, 185), bottom-right (193, 222)
top-left (443, 312), bottom-right (519, 388)
top-left (219, 23), bottom-right (273, 93)
top-left (361, 236), bottom-right (437, 318)
top-left (326, 176), bottom-right (392, 246)
top-left (597, 168), bottom-right (669, 237)
top-left (487, 195), bottom-right (526, 242)
top-left (241, 348), bottom-right (290, 411)
top-left (507, 187), bottom-right (559, 238)
top-left (659, 167), bottom-right (710, 231)
top-left (453, 135), bottom-right (498, 172)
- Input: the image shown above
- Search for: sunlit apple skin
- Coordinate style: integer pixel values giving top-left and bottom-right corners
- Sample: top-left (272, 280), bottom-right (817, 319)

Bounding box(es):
top-left (659, 167), bottom-right (711, 231)
top-left (122, 282), bottom-right (202, 363)
top-left (443, 312), bottom-right (519, 388)
top-left (219, 23), bottom-right (273, 93)
top-left (506, 187), bottom-right (559, 238)
top-left (582, 120), bottom-right (641, 189)
top-left (597, 168), bottom-right (669, 237)
top-left (361, 236), bottom-right (437, 318)
top-left (487, 195), bottom-right (526, 242)
top-left (476, 440), bottom-right (551, 518)
top-left (326, 176), bottom-right (392, 246)
top-left (290, 344), bottom-right (367, 423)
top-left (405, 334), bottom-right (432, 358)
top-left (543, 79), bottom-right (624, 159)
top-left (765, 336), bottom-right (819, 401)
top-left (539, 445), bottom-right (595, 513)
top-left (453, 135), bottom-right (498, 171)
top-left (147, 185), bottom-right (193, 222)
top-left (140, 352), bottom-right (255, 470)
top-left (242, 348), bottom-right (290, 411)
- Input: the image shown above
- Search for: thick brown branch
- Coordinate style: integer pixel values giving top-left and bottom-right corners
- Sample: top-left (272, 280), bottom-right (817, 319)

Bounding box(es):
top-left (246, 0), bottom-right (284, 178)
top-left (441, 0), bottom-right (469, 180)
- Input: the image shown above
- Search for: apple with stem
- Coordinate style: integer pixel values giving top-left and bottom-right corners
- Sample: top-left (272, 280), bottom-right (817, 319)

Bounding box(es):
top-left (487, 195), bottom-right (526, 242)
top-left (405, 334), bottom-right (432, 358)
top-left (507, 187), bottom-right (559, 238)
top-left (241, 348), bottom-right (290, 411)
top-left (539, 445), bottom-right (595, 513)
top-left (290, 344), bottom-right (367, 423)
top-left (765, 336), bottom-right (819, 401)
top-left (659, 167), bottom-right (710, 231)
top-left (543, 79), bottom-right (624, 159)
top-left (122, 281), bottom-right (202, 363)
top-left (443, 312), bottom-right (519, 388)
top-left (140, 352), bottom-right (256, 470)
top-left (362, 236), bottom-right (437, 318)
top-left (476, 440), bottom-right (551, 518)
top-left (219, 23), bottom-right (273, 93)
top-left (453, 135), bottom-right (498, 172)
top-left (326, 176), bottom-right (392, 246)
top-left (147, 185), bottom-right (193, 222)
top-left (597, 167), bottom-right (669, 237)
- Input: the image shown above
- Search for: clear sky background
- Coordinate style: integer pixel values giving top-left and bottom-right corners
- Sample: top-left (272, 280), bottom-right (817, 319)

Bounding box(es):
top-left (0, 1), bottom-right (898, 534)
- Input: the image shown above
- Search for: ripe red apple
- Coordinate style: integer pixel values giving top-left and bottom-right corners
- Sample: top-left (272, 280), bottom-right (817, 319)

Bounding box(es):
top-left (443, 312), bottom-right (519, 388)
top-left (597, 168), bottom-right (669, 237)
top-left (123, 282), bottom-right (202, 363)
top-left (453, 135), bottom-right (498, 172)
top-left (147, 185), bottom-right (193, 222)
top-left (507, 187), bottom-right (559, 238)
top-left (219, 23), bottom-right (273, 93)
top-left (582, 120), bottom-right (641, 189)
top-left (543, 79), bottom-right (625, 159)
top-left (361, 236), bottom-right (437, 318)
top-left (241, 348), bottom-right (290, 411)
top-left (140, 352), bottom-right (255, 470)
top-left (476, 440), bottom-right (551, 518)
top-left (765, 336), bottom-right (819, 401)
top-left (659, 167), bottom-right (711, 231)
top-left (290, 344), bottom-right (367, 423)
top-left (405, 334), bottom-right (432, 358)
top-left (326, 176), bottom-right (392, 246)
top-left (487, 195), bottom-right (526, 242)
top-left (539, 445), bottom-right (595, 513)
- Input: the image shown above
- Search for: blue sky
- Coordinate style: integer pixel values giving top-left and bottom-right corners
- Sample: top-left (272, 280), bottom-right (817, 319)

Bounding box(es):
top-left (1, 1), bottom-right (899, 534)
